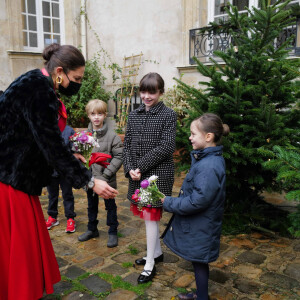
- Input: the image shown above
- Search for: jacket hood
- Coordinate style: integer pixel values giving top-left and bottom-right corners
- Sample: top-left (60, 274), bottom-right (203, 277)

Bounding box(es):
top-left (88, 121), bottom-right (108, 138)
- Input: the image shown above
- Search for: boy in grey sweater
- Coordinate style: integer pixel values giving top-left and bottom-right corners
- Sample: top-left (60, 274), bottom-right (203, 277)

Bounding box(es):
top-left (78, 99), bottom-right (123, 247)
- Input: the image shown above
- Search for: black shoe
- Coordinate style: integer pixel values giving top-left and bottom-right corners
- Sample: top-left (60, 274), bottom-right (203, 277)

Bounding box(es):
top-left (177, 292), bottom-right (197, 300)
top-left (135, 253), bottom-right (164, 266)
top-left (137, 266), bottom-right (156, 284)
top-left (78, 230), bottom-right (99, 242)
top-left (107, 234), bottom-right (118, 248)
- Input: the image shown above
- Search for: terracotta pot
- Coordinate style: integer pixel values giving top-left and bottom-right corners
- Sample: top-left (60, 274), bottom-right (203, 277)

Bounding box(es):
top-left (173, 148), bottom-right (186, 161)
top-left (74, 128), bottom-right (88, 132)
top-left (118, 133), bottom-right (125, 142)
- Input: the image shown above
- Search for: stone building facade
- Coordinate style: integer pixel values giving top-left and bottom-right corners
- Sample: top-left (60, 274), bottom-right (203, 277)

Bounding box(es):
top-left (1, 0), bottom-right (298, 109)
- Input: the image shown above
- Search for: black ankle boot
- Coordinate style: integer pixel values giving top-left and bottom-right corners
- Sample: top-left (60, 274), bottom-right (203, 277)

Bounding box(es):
top-left (78, 230), bottom-right (99, 242)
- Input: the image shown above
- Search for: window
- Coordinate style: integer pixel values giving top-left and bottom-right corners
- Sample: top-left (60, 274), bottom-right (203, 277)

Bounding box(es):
top-left (21, 0), bottom-right (64, 51)
top-left (275, 0), bottom-right (300, 49)
top-left (190, 0), bottom-right (300, 63)
top-left (208, 0), bottom-right (259, 23)
top-left (208, 0), bottom-right (299, 23)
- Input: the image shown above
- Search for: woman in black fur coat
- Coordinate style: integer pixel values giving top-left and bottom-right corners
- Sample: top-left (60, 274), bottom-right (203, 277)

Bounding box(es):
top-left (0, 44), bottom-right (117, 300)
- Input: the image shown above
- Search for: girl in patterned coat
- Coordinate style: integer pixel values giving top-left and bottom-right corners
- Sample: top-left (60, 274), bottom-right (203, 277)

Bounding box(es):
top-left (123, 72), bottom-right (177, 283)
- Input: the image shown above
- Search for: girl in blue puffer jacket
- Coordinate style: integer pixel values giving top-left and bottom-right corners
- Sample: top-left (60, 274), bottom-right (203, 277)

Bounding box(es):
top-left (162, 113), bottom-right (230, 300)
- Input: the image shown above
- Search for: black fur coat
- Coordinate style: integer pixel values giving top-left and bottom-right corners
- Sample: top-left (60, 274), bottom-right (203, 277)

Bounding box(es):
top-left (0, 69), bottom-right (91, 195)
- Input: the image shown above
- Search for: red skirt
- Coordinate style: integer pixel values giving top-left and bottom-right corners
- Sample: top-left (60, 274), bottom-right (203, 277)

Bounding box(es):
top-left (0, 182), bottom-right (61, 300)
top-left (130, 203), bottom-right (162, 221)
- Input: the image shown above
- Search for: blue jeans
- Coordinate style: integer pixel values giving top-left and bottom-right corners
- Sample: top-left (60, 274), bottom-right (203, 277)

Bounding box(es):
top-left (47, 175), bottom-right (76, 219)
top-left (87, 189), bottom-right (118, 234)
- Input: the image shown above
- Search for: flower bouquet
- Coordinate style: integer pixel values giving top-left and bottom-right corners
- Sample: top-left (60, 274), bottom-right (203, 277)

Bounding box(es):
top-left (69, 131), bottom-right (111, 169)
top-left (131, 175), bottom-right (164, 209)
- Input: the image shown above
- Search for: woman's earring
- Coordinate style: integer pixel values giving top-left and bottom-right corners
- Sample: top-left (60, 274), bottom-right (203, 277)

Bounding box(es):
top-left (56, 76), bottom-right (63, 84)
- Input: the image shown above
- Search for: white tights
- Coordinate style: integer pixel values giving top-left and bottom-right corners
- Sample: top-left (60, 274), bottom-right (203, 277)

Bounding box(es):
top-left (141, 220), bottom-right (162, 275)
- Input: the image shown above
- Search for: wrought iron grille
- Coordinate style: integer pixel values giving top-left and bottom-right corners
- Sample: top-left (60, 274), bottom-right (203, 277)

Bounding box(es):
top-left (189, 23), bottom-right (298, 64)
top-left (114, 86), bottom-right (141, 119)
top-left (189, 28), bottom-right (232, 64)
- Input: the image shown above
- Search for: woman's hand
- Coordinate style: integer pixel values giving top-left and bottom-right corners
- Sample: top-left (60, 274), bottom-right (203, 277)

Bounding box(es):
top-left (161, 197), bottom-right (165, 203)
top-left (73, 153), bottom-right (86, 164)
top-left (93, 178), bottom-right (118, 199)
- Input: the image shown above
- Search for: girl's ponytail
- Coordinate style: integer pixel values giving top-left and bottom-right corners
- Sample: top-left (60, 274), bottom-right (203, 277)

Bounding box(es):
top-left (194, 113), bottom-right (230, 145)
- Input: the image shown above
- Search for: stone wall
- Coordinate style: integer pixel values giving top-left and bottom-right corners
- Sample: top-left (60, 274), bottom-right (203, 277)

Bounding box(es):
top-left (0, 0), bottom-right (82, 91)
top-left (0, 0), bottom-right (210, 109)
top-left (84, 0), bottom-right (211, 114)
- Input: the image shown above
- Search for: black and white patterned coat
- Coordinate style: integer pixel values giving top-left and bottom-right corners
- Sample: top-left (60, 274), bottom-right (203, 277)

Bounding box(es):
top-left (123, 102), bottom-right (177, 204)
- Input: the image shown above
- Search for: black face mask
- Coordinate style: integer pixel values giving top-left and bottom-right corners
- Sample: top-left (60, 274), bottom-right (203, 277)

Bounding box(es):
top-left (58, 71), bottom-right (82, 96)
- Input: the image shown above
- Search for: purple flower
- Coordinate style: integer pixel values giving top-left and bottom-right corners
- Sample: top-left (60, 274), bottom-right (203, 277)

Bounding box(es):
top-left (134, 189), bottom-right (140, 195)
top-left (77, 133), bottom-right (89, 143)
top-left (140, 180), bottom-right (149, 189)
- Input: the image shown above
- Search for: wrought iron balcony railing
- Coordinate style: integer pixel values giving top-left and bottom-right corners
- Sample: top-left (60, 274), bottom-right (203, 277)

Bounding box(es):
top-left (189, 22), bottom-right (299, 64)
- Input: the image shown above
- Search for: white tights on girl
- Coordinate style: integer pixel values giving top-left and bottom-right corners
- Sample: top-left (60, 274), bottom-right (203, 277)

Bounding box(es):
top-left (141, 220), bottom-right (162, 275)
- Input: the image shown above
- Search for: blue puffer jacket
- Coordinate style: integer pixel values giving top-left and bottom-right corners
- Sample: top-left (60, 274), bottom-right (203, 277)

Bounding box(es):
top-left (163, 146), bottom-right (226, 263)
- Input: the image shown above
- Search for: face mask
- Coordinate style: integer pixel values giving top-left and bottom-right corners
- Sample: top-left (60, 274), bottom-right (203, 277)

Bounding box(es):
top-left (58, 71), bottom-right (82, 96)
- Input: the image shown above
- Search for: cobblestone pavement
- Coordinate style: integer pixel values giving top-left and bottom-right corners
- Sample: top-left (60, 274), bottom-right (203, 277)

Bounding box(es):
top-left (41, 168), bottom-right (300, 300)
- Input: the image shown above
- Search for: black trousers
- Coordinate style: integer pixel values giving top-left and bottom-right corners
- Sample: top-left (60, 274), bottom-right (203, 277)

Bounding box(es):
top-left (192, 262), bottom-right (209, 300)
top-left (47, 175), bottom-right (76, 219)
top-left (87, 188), bottom-right (118, 234)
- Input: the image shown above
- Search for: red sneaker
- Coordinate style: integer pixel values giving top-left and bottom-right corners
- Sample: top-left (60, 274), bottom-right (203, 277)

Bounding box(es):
top-left (46, 216), bottom-right (59, 230)
top-left (65, 218), bottom-right (76, 233)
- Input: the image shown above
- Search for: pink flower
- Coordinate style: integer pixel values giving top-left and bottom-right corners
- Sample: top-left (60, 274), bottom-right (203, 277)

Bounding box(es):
top-left (140, 180), bottom-right (149, 189)
top-left (131, 194), bottom-right (139, 202)
top-left (134, 189), bottom-right (140, 195)
top-left (77, 133), bottom-right (88, 143)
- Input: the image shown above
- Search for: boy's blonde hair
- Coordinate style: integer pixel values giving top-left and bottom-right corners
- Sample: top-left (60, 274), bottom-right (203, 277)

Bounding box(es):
top-left (85, 99), bottom-right (107, 115)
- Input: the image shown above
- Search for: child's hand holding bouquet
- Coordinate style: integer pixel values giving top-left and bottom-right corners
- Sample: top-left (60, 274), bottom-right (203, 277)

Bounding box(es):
top-left (131, 175), bottom-right (164, 210)
top-left (69, 131), bottom-right (111, 169)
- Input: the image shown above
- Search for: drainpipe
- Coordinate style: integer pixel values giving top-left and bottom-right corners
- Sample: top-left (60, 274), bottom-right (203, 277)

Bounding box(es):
top-left (81, 0), bottom-right (87, 59)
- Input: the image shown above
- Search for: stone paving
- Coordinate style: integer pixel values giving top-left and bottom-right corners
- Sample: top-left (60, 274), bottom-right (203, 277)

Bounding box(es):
top-left (40, 168), bottom-right (300, 300)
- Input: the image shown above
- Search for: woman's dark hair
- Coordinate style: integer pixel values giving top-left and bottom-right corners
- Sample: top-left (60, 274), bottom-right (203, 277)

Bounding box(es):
top-left (43, 43), bottom-right (85, 74)
top-left (139, 72), bottom-right (164, 94)
top-left (194, 113), bottom-right (230, 145)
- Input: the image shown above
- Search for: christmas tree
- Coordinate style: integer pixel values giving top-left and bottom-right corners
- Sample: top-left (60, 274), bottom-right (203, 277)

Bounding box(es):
top-left (176, 0), bottom-right (300, 230)
top-left (262, 145), bottom-right (300, 236)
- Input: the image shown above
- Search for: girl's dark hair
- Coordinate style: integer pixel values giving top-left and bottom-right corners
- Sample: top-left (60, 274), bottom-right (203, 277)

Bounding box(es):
top-left (42, 43), bottom-right (85, 74)
top-left (194, 113), bottom-right (230, 145)
top-left (139, 72), bottom-right (164, 94)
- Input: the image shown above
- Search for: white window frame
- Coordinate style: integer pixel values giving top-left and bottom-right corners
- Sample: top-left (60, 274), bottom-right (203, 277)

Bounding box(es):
top-left (22, 0), bottom-right (65, 52)
top-left (205, 0), bottom-right (299, 58)
top-left (208, 0), bottom-right (259, 24)
top-left (208, 0), bottom-right (299, 23)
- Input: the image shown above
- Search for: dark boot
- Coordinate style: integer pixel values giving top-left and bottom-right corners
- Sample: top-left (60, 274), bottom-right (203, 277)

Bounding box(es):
top-left (78, 230), bottom-right (99, 242)
top-left (107, 234), bottom-right (118, 248)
